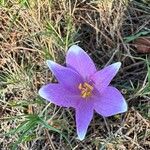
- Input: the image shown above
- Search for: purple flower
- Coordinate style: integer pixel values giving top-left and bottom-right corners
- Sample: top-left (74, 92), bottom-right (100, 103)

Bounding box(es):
top-left (39, 45), bottom-right (127, 140)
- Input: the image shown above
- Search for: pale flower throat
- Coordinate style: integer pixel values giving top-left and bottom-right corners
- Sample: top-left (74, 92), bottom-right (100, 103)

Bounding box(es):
top-left (78, 82), bottom-right (93, 98)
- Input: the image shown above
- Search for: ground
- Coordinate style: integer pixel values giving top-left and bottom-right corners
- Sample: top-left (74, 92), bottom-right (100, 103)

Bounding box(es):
top-left (0, 0), bottom-right (150, 150)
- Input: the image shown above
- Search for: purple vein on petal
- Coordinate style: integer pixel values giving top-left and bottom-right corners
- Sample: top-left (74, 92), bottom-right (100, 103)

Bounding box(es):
top-left (39, 83), bottom-right (80, 108)
top-left (75, 100), bottom-right (94, 140)
top-left (91, 62), bottom-right (121, 93)
top-left (93, 86), bottom-right (127, 117)
top-left (66, 45), bottom-right (96, 80)
top-left (46, 60), bottom-right (83, 93)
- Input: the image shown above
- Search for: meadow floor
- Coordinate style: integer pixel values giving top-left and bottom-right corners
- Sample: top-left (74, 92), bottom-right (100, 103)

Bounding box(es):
top-left (0, 0), bottom-right (150, 150)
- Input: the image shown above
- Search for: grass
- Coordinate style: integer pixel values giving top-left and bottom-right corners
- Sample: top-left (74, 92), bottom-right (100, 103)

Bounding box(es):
top-left (0, 0), bottom-right (150, 149)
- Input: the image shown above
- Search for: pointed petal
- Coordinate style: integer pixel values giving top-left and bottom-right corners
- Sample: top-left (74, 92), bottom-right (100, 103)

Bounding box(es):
top-left (94, 86), bottom-right (127, 117)
top-left (66, 45), bottom-right (96, 79)
top-left (75, 101), bottom-right (94, 140)
top-left (92, 62), bottom-right (121, 92)
top-left (46, 60), bottom-right (83, 93)
top-left (39, 83), bottom-right (80, 107)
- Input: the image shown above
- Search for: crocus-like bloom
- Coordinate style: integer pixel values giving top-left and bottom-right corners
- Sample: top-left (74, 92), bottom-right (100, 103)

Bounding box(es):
top-left (39, 45), bottom-right (127, 140)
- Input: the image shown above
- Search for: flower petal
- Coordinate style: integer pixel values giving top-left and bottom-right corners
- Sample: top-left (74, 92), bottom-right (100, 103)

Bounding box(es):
top-left (46, 60), bottom-right (83, 93)
top-left (92, 62), bottom-right (121, 92)
top-left (75, 101), bottom-right (94, 140)
top-left (94, 86), bottom-right (127, 117)
top-left (66, 45), bottom-right (96, 79)
top-left (39, 83), bottom-right (80, 107)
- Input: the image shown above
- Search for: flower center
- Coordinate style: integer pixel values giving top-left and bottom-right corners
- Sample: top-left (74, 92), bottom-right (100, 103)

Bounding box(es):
top-left (78, 82), bottom-right (93, 98)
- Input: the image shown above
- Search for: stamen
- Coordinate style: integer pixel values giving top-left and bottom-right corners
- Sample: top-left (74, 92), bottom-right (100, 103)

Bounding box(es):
top-left (78, 83), bottom-right (83, 90)
top-left (83, 82), bottom-right (93, 90)
top-left (78, 82), bottom-right (93, 99)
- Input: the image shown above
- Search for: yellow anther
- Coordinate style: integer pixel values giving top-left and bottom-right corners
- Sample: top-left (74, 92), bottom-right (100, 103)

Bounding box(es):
top-left (78, 82), bottom-right (93, 99)
top-left (83, 82), bottom-right (93, 90)
top-left (78, 83), bottom-right (83, 90)
top-left (82, 92), bottom-right (87, 98)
